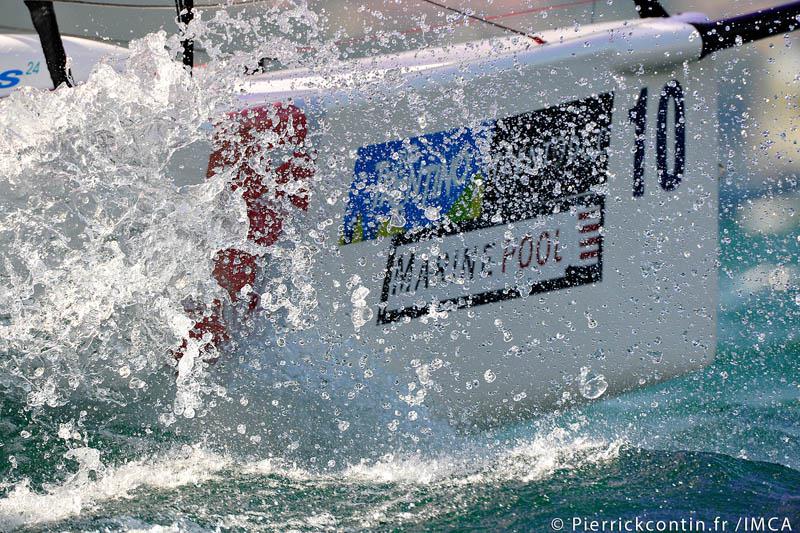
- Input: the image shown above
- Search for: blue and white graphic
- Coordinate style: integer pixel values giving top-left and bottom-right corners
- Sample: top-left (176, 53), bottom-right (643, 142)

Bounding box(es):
top-left (341, 124), bottom-right (491, 244)
top-left (0, 68), bottom-right (24, 89)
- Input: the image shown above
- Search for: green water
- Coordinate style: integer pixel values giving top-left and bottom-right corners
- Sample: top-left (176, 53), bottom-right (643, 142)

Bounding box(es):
top-left (0, 189), bottom-right (797, 531)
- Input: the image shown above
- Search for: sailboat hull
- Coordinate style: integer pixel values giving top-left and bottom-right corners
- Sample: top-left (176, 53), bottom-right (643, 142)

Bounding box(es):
top-left (231, 18), bottom-right (718, 426)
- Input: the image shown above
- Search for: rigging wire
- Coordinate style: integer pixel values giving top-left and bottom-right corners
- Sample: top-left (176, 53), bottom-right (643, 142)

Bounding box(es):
top-left (41, 0), bottom-right (273, 9)
top-left (418, 0), bottom-right (546, 44)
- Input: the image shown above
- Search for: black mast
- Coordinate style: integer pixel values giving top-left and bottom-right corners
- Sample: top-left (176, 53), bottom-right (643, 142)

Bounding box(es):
top-left (174, 0), bottom-right (194, 72)
top-left (24, 0), bottom-right (73, 88)
top-left (692, 1), bottom-right (800, 57)
top-left (632, 0), bottom-right (669, 18)
top-left (632, 0), bottom-right (800, 57)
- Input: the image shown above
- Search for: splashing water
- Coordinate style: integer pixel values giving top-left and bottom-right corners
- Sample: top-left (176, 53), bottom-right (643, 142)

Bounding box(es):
top-left (0, 32), bottom-right (235, 408)
top-left (0, 1), bottom-right (460, 498)
top-left (0, 2), bottom-right (331, 450)
top-left (0, 1), bottom-right (799, 530)
top-left (0, 420), bottom-right (623, 530)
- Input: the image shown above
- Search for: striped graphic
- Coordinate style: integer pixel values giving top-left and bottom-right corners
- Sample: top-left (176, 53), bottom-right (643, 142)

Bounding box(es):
top-left (341, 93), bottom-right (614, 324)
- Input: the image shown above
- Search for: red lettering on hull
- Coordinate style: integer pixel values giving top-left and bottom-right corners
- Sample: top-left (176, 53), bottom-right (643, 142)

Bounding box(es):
top-left (536, 231), bottom-right (551, 266)
top-left (553, 229), bottom-right (563, 262)
top-left (518, 235), bottom-right (533, 268)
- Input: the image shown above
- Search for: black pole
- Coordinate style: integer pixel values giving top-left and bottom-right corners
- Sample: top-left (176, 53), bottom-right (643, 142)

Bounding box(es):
top-left (175, 0), bottom-right (194, 72)
top-left (24, 0), bottom-right (73, 88)
top-left (693, 1), bottom-right (800, 58)
top-left (632, 0), bottom-right (669, 18)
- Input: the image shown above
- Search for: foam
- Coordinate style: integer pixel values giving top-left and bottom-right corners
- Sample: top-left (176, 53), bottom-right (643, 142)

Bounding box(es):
top-left (0, 446), bottom-right (230, 530)
top-left (0, 426), bottom-right (622, 530)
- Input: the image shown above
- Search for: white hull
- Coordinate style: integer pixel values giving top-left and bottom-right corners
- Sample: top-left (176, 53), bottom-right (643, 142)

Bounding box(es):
top-left (0, 13), bottom-right (719, 429)
top-left (233, 16), bottom-right (718, 426)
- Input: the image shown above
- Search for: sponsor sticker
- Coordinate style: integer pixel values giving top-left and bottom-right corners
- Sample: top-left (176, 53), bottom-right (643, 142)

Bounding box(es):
top-left (377, 194), bottom-right (604, 324)
top-left (341, 124), bottom-right (492, 244)
top-left (341, 93), bottom-right (614, 323)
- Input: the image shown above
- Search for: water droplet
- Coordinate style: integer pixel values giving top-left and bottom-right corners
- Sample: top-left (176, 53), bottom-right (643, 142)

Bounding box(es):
top-left (118, 365), bottom-right (131, 378)
top-left (484, 369), bottom-right (496, 383)
top-left (57, 424), bottom-right (73, 440)
top-left (579, 367), bottom-right (608, 399)
top-left (424, 205), bottom-right (440, 221)
top-left (352, 306), bottom-right (374, 328)
top-left (338, 420), bottom-right (350, 432)
top-left (351, 285), bottom-right (370, 304)
top-left (768, 267), bottom-right (790, 291)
